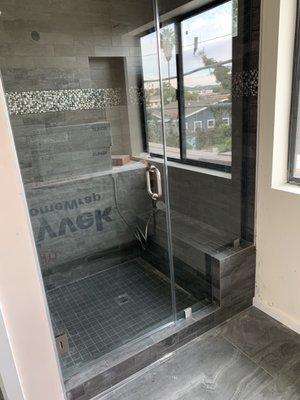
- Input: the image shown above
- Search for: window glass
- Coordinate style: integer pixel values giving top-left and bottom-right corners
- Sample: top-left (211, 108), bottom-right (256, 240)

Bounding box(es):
top-left (182, 1), bottom-right (233, 167)
top-left (141, 24), bottom-right (180, 159)
top-left (140, 1), bottom-right (235, 170)
top-left (194, 121), bottom-right (203, 131)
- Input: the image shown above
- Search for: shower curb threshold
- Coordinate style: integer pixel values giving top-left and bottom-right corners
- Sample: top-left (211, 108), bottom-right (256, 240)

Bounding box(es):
top-left (66, 243), bottom-right (256, 400)
top-left (66, 303), bottom-right (217, 399)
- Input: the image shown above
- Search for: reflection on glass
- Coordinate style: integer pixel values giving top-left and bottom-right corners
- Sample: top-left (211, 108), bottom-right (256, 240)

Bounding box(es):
top-left (182, 1), bottom-right (233, 166)
top-left (141, 24), bottom-right (180, 158)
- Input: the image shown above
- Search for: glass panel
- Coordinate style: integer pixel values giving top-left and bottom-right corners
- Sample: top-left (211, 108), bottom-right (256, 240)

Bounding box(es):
top-left (182, 2), bottom-right (233, 167)
top-left (155, 0), bottom-right (253, 318)
top-left (0, 0), bottom-right (177, 385)
top-left (141, 24), bottom-right (180, 158)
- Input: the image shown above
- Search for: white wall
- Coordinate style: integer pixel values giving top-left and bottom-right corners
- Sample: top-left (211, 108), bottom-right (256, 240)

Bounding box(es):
top-left (255, 0), bottom-right (300, 333)
top-left (0, 77), bottom-right (65, 399)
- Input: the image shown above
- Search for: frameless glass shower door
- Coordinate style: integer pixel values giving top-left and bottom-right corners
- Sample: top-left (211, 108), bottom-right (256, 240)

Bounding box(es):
top-left (1, 0), bottom-right (253, 390)
top-left (0, 0), bottom-right (185, 382)
top-left (146, 0), bottom-right (236, 317)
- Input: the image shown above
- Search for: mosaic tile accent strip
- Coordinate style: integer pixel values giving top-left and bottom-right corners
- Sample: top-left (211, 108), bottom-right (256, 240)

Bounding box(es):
top-left (232, 69), bottom-right (259, 97)
top-left (6, 88), bottom-right (122, 115)
top-left (129, 86), bottom-right (145, 105)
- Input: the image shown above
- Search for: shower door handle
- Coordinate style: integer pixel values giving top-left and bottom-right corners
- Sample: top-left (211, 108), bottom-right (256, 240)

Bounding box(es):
top-left (146, 165), bottom-right (162, 200)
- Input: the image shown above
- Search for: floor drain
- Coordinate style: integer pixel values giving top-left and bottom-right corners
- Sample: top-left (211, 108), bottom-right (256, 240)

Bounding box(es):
top-left (115, 293), bottom-right (131, 306)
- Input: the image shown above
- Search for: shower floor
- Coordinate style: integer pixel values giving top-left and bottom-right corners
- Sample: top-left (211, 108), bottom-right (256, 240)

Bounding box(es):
top-left (46, 258), bottom-right (207, 378)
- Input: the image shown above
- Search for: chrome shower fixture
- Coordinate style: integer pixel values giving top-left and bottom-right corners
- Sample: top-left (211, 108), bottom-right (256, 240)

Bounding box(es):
top-left (146, 165), bottom-right (162, 201)
top-left (112, 174), bottom-right (158, 250)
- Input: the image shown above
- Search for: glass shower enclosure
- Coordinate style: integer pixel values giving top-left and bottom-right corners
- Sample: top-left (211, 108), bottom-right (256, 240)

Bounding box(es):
top-left (0, 0), bottom-right (241, 393)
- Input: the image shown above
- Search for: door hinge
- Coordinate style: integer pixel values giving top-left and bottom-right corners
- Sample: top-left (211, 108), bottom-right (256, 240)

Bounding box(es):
top-left (55, 333), bottom-right (69, 355)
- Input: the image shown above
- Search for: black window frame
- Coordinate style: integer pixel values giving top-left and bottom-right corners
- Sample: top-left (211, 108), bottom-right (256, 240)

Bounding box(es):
top-left (140, 0), bottom-right (233, 174)
top-left (288, 0), bottom-right (300, 184)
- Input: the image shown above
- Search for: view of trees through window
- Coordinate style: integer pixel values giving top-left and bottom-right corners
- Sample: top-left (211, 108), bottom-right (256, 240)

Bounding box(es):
top-left (140, 0), bottom-right (236, 169)
top-left (140, 23), bottom-right (180, 159)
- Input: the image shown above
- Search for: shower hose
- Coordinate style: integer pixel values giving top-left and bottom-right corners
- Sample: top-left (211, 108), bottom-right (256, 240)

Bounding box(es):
top-left (112, 174), bottom-right (158, 250)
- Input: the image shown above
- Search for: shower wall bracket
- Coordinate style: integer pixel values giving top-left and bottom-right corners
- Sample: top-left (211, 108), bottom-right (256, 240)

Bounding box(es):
top-left (55, 333), bottom-right (69, 356)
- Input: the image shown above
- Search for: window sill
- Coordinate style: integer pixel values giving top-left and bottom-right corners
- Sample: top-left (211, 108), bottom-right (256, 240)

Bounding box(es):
top-left (273, 182), bottom-right (300, 196)
top-left (138, 153), bottom-right (232, 180)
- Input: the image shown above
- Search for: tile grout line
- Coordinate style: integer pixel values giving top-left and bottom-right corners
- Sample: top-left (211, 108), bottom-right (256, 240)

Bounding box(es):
top-left (96, 313), bottom-right (275, 400)
top-left (94, 353), bottom-right (174, 400)
top-left (220, 335), bottom-right (274, 379)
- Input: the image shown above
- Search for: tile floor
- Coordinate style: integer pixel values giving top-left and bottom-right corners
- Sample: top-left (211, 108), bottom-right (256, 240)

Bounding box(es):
top-left (47, 258), bottom-right (204, 377)
top-left (99, 307), bottom-right (300, 400)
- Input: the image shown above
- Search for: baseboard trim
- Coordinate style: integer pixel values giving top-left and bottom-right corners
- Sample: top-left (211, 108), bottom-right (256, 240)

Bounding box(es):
top-left (253, 298), bottom-right (300, 334)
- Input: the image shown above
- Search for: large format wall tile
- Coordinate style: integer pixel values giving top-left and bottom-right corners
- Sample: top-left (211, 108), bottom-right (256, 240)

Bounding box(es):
top-left (26, 164), bottom-right (151, 276)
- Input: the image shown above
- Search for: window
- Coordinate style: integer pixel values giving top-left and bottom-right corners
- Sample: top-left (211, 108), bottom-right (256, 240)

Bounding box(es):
top-left (289, 0), bottom-right (300, 183)
top-left (194, 121), bottom-right (203, 131)
top-left (207, 119), bottom-right (215, 129)
top-left (141, 0), bottom-right (234, 172)
top-left (141, 24), bottom-right (180, 160)
top-left (223, 117), bottom-right (230, 126)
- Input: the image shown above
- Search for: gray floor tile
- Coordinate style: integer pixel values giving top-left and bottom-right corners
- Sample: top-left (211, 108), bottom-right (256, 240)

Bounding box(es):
top-left (250, 340), bottom-right (300, 400)
top-left (253, 374), bottom-right (300, 400)
top-left (100, 330), bottom-right (272, 400)
top-left (218, 307), bottom-right (300, 377)
top-left (98, 307), bottom-right (300, 400)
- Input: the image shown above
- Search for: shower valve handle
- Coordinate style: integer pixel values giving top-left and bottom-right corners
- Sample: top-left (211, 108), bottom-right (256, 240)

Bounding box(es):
top-left (146, 165), bottom-right (162, 201)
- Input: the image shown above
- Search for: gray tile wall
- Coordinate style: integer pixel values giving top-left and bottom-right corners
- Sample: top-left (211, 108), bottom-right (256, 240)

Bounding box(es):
top-left (0, 0), bottom-right (259, 286)
top-left (26, 166), bottom-right (152, 275)
top-left (0, 0), bottom-right (257, 240)
top-left (168, 167), bottom-right (242, 240)
top-left (13, 120), bottom-right (112, 182)
top-left (0, 0), bottom-right (155, 281)
top-left (0, 0), bottom-right (153, 183)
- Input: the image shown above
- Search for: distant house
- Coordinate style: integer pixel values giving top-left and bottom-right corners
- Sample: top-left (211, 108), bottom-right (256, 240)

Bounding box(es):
top-left (185, 101), bottom-right (231, 132)
top-left (149, 96), bottom-right (231, 132)
top-left (148, 95), bottom-right (161, 108)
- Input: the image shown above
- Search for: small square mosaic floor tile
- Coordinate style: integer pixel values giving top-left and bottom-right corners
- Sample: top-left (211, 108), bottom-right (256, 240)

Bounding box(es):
top-left (46, 258), bottom-right (204, 378)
